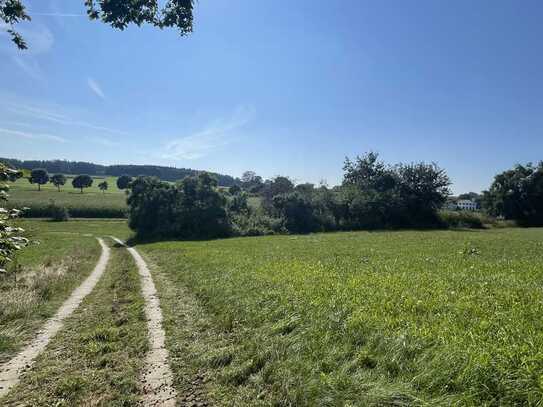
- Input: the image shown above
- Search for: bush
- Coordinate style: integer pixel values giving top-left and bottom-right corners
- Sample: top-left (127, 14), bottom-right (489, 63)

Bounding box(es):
top-left (127, 173), bottom-right (230, 239)
top-left (438, 211), bottom-right (485, 229)
top-left (230, 212), bottom-right (285, 236)
top-left (46, 201), bottom-right (69, 222)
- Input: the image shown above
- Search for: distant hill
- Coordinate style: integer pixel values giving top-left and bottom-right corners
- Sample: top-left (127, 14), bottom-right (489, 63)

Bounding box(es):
top-left (0, 158), bottom-right (239, 186)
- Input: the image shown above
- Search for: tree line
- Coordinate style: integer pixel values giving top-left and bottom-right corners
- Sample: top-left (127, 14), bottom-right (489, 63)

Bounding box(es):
top-left (125, 154), bottom-right (543, 240)
top-left (126, 153), bottom-right (453, 239)
top-left (0, 158), bottom-right (237, 186)
top-left (27, 170), bottom-right (134, 194)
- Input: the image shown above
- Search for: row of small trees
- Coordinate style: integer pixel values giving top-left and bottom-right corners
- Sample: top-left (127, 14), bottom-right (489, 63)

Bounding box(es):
top-left (27, 169), bottom-right (133, 194)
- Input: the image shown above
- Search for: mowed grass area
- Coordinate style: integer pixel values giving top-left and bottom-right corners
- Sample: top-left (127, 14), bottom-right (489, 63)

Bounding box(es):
top-left (7, 175), bottom-right (127, 217)
top-left (140, 228), bottom-right (543, 406)
top-left (0, 219), bottom-right (130, 363)
top-left (2, 241), bottom-right (148, 406)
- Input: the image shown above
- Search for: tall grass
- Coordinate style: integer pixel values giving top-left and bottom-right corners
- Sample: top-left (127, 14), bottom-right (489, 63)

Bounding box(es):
top-left (141, 228), bottom-right (543, 406)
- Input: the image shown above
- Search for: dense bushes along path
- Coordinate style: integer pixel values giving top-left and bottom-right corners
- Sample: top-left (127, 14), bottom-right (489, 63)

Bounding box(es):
top-left (0, 238), bottom-right (111, 397)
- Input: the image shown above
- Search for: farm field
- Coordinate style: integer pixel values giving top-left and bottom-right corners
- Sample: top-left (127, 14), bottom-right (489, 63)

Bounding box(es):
top-left (7, 175), bottom-right (127, 218)
top-left (2, 220), bottom-right (543, 405)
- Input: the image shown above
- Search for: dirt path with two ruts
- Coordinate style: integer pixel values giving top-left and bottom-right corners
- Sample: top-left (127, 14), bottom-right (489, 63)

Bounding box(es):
top-left (112, 237), bottom-right (177, 406)
top-left (0, 238), bottom-right (111, 398)
top-left (0, 237), bottom-right (177, 406)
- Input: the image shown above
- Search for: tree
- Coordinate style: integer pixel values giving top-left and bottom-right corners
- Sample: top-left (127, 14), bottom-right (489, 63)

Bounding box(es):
top-left (341, 152), bottom-right (450, 228)
top-left (482, 162), bottom-right (543, 226)
top-left (241, 171), bottom-right (257, 185)
top-left (2, 0), bottom-right (194, 50)
top-left (50, 174), bottom-right (67, 192)
top-left (29, 168), bottom-right (49, 191)
top-left (116, 175), bottom-right (133, 190)
top-left (272, 192), bottom-right (319, 234)
top-left (229, 185), bottom-right (242, 195)
top-left (98, 180), bottom-right (108, 194)
top-left (0, 163), bottom-right (28, 275)
top-left (127, 172), bottom-right (229, 239)
top-left (72, 174), bottom-right (93, 193)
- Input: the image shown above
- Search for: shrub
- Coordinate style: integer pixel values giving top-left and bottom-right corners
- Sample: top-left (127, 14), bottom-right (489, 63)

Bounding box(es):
top-left (127, 173), bottom-right (230, 239)
top-left (438, 211), bottom-right (485, 229)
top-left (230, 212), bottom-right (285, 236)
top-left (46, 201), bottom-right (69, 222)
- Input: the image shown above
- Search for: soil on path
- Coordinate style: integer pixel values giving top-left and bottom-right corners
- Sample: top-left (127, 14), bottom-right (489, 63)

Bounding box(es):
top-left (111, 237), bottom-right (177, 406)
top-left (0, 238), bottom-right (111, 399)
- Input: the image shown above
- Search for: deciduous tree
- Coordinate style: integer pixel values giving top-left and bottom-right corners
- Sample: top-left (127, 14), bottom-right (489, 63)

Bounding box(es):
top-left (98, 180), bottom-right (108, 194)
top-left (2, 0), bottom-right (194, 50)
top-left (72, 174), bottom-right (93, 193)
top-left (116, 175), bottom-right (132, 190)
top-left (50, 174), bottom-right (67, 192)
top-left (29, 168), bottom-right (49, 191)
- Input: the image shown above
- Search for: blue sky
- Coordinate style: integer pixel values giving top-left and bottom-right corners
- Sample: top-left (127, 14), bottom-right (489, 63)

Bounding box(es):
top-left (1, 0), bottom-right (542, 193)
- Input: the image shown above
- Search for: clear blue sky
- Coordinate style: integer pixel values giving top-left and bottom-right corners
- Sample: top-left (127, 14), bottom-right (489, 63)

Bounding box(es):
top-left (1, 0), bottom-right (542, 193)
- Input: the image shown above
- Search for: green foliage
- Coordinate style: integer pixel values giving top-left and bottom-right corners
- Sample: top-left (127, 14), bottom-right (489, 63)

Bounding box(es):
top-left (228, 185), bottom-right (241, 195)
top-left (98, 180), bottom-right (108, 193)
top-left (127, 173), bottom-right (230, 239)
top-left (72, 174), bottom-right (93, 193)
top-left (50, 174), bottom-right (67, 192)
top-left (438, 210), bottom-right (485, 229)
top-left (46, 200), bottom-right (69, 222)
top-left (341, 152), bottom-right (450, 228)
top-left (482, 162), bottom-right (543, 226)
top-left (0, 0), bottom-right (31, 49)
top-left (0, 162), bottom-right (27, 276)
top-left (115, 175), bottom-right (132, 190)
top-left (3, 0), bottom-right (193, 49)
top-left (272, 192), bottom-right (319, 233)
top-left (29, 168), bottom-right (49, 191)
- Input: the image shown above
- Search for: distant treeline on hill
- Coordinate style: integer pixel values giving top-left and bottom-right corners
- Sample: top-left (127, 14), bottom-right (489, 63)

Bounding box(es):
top-left (0, 158), bottom-right (238, 186)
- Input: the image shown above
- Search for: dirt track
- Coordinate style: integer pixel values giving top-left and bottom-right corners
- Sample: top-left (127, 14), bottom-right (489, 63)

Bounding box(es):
top-left (0, 238), bottom-right (110, 398)
top-left (112, 237), bottom-right (177, 406)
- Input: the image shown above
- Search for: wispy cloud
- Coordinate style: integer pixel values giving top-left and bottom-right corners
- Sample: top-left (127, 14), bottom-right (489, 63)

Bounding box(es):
top-left (0, 127), bottom-right (66, 143)
top-left (161, 106), bottom-right (255, 160)
top-left (6, 102), bottom-right (129, 137)
top-left (31, 13), bottom-right (85, 17)
top-left (84, 135), bottom-right (119, 147)
top-left (87, 78), bottom-right (106, 99)
top-left (12, 56), bottom-right (43, 81)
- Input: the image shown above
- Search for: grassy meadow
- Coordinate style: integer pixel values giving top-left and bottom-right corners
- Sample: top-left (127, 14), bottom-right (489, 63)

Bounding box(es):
top-left (1, 240), bottom-right (148, 406)
top-left (0, 219), bottom-right (130, 363)
top-left (139, 227), bottom-right (543, 406)
top-left (7, 175), bottom-right (127, 218)
top-left (2, 219), bottom-right (543, 405)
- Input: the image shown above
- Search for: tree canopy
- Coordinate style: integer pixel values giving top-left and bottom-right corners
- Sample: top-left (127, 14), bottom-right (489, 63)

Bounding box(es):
top-left (50, 174), bottom-right (67, 192)
top-left (1, 0), bottom-right (194, 49)
top-left (482, 162), bottom-right (543, 226)
top-left (28, 168), bottom-right (49, 191)
top-left (72, 174), bottom-right (93, 193)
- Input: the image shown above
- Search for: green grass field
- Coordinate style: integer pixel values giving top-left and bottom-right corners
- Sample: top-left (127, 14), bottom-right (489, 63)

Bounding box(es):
top-left (0, 219), bottom-right (130, 363)
top-left (2, 220), bottom-right (543, 405)
top-left (139, 227), bottom-right (543, 406)
top-left (7, 175), bottom-right (127, 217)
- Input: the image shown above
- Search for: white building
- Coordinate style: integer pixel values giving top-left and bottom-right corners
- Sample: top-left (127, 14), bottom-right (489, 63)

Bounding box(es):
top-left (456, 199), bottom-right (478, 211)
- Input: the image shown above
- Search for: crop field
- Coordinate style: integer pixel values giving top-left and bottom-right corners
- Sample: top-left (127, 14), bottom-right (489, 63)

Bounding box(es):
top-left (139, 227), bottom-right (543, 406)
top-left (7, 175), bottom-right (127, 217)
